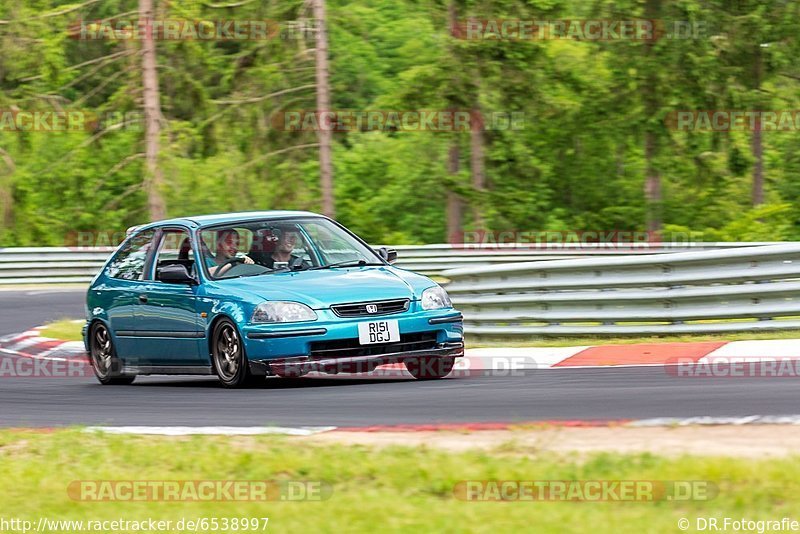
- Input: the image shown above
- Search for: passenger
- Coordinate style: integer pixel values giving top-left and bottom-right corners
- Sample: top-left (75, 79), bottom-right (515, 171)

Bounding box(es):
top-left (257, 226), bottom-right (310, 269)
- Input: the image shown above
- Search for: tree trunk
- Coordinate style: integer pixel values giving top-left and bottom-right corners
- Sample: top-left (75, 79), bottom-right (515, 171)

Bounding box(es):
top-left (140, 0), bottom-right (166, 221)
top-left (0, 185), bottom-right (11, 230)
top-left (643, 0), bottom-right (662, 236)
top-left (0, 148), bottom-right (14, 231)
top-left (446, 143), bottom-right (463, 242)
top-left (470, 106), bottom-right (485, 229)
top-left (445, 1), bottom-right (464, 242)
top-left (751, 45), bottom-right (764, 206)
top-left (313, 0), bottom-right (334, 217)
top-left (644, 131), bottom-right (661, 236)
top-left (751, 121), bottom-right (764, 206)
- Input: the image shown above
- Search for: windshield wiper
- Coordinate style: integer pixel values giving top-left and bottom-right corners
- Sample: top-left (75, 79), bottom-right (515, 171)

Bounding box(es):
top-left (309, 259), bottom-right (383, 270)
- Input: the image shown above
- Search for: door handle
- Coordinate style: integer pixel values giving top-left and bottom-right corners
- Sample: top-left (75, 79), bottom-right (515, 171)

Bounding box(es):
top-left (138, 294), bottom-right (148, 304)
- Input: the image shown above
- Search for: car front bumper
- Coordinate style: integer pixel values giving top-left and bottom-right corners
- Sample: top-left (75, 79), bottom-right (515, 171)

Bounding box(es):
top-left (252, 341), bottom-right (464, 376)
top-left (241, 309), bottom-right (464, 374)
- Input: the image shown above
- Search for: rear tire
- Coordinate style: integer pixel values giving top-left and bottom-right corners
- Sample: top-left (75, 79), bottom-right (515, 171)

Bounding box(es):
top-left (89, 323), bottom-right (136, 385)
top-left (405, 357), bottom-right (455, 380)
top-left (211, 319), bottom-right (255, 388)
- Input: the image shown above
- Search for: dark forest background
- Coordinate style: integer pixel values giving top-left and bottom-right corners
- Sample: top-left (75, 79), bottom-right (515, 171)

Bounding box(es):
top-left (1, 0), bottom-right (798, 246)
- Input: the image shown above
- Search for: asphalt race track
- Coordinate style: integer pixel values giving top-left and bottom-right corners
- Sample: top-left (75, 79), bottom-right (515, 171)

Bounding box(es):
top-left (0, 288), bottom-right (86, 336)
top-left (3, 367), bottom-right (800, 427)
top-left (1, 289), bottom-right (799, 428)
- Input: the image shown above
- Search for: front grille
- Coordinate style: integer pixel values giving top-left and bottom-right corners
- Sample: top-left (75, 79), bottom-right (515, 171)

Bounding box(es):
top-left (331, 298), bottom-right (410, 318)
top-left (309, 332), bottom-right (437, 359)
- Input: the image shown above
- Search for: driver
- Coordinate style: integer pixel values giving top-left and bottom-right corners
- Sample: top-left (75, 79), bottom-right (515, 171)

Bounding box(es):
top-left (206, 228), bottom-right (254, 276)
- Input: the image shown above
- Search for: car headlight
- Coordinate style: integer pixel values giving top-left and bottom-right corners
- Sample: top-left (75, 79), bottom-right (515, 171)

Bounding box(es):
top-left (252, 301), bottom-right (317, 323)
top-left (421, 286), bottom-right (452, 310)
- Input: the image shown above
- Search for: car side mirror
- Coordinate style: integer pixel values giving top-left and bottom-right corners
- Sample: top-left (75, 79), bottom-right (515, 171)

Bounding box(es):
top-left (158, 264), bottom-right (197, 285)
top-left (377, 247), bottom-right (398, 264)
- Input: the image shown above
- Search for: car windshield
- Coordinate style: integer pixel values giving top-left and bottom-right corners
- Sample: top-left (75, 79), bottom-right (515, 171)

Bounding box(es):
top-left (200, 217), bottom-right (383, 279)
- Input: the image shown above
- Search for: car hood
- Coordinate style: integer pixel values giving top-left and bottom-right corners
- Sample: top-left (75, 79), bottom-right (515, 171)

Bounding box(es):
top-left (213, 266), bottom-right (436, 309)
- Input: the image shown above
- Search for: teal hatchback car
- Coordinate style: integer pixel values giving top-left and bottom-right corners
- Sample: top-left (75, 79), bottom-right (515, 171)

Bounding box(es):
top-left (84, 211), bottom-right (464, 387)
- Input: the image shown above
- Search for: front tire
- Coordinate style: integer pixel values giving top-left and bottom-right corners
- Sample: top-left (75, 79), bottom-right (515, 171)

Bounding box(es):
top-left (211, 319), bottom-right (255, 388)
top-left (89, 323), bottom-right (135, 385)
top-left (405, 357), bottom-right (455, 380)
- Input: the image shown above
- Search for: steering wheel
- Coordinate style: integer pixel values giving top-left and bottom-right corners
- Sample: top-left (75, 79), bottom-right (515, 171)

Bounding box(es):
top-left (215, 257), bottom-right (245, 276)
top-left (289, 256), bottom-right (307, 271)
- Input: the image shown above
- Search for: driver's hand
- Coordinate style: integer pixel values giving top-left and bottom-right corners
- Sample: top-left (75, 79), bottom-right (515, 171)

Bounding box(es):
top-left (243, 255), bottom-right (254, 265)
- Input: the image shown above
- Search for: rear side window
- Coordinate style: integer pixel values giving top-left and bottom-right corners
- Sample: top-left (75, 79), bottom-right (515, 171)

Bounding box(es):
top-left (106, 229), bottom-right (156, 280)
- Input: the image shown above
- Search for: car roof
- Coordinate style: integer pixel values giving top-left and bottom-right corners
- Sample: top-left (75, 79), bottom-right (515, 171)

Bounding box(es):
top-left (138, 210), bottom-right (325, 230)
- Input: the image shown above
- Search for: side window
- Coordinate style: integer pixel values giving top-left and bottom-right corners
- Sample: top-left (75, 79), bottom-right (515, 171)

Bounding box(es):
top-left (154, 229), bottom-right (194, 280)
top-left (106, 230), bottom-right (156, 280)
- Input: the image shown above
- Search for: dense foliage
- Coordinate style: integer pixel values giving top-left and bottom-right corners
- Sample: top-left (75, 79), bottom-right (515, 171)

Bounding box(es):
top-left (0, 0), bottom-right (798, 246)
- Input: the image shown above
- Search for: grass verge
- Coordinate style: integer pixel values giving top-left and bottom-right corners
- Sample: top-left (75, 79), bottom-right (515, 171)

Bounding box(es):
top-left (38, 319), bottom-right (84, 342)
top-left (0, 429), bottom-right (795, 532)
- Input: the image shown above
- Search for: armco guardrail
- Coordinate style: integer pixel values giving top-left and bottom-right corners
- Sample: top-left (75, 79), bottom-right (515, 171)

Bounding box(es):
top-left (0, 242), bottom-right (776, 284)
top-left (389, 242), bottom-right (775, 274)
top-left (443, 243), bottom-right (800, 336)
top-left (0, 247), bottom-right (117, 285)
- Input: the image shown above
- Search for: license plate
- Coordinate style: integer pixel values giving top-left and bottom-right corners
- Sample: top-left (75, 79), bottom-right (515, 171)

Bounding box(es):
top-left (358, 320), bottom-right (400, 345)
